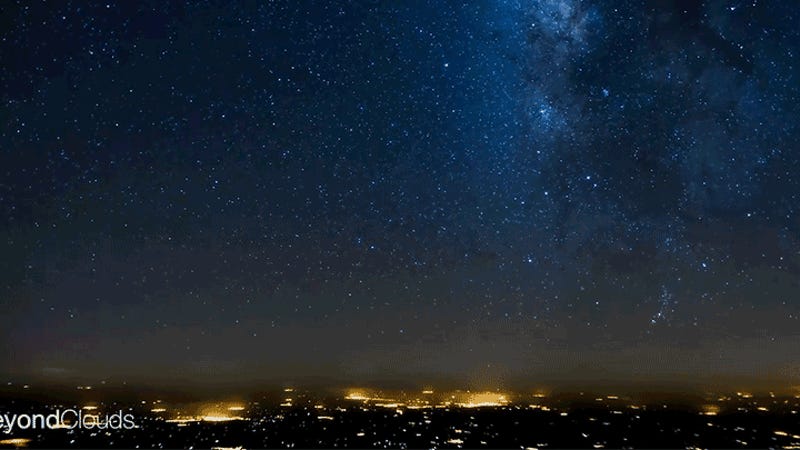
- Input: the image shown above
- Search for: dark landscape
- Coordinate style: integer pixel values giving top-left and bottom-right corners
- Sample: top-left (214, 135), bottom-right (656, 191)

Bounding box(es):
top-left (1, 386), bottom-right (800, 448)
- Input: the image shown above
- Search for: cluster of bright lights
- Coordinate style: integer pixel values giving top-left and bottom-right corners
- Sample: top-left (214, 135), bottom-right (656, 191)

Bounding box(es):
top-left (453, 392), bottom-right (510, 408)
top-left (342, 388), bottom-right (514, 409)
top-left (0, 438), bottom-right (32, 447)
top-left (155, 402), bottom-right (247, 424)
top-left (345, 390), bottom-right (371, 401)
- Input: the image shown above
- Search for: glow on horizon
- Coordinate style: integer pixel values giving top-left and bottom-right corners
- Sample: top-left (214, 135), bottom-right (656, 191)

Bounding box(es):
top-left (345, 390), bottom-right (370, 401)
top-left (0, 438), bottom-right (32, 447)
top-left (343, 388), bottom-right (515, 408)
top-left (201, 414), bottom-right (244, 422)
top-left (162, 402), bottom-right (248, 423)
top-left (165, 414), bottom-right (245, 423)
top-left (454, 391), bottom-right (510, 408)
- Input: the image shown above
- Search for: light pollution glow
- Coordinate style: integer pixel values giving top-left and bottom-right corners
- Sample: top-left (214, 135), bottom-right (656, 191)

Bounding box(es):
top-left (344, 388), bottom-right (511, 408)
top-left (0, 438), bottom-right (32, 448)
top-left (84, 387), bottom-right (798, 426)
top-left (160, 402), bottom-right (247, 424)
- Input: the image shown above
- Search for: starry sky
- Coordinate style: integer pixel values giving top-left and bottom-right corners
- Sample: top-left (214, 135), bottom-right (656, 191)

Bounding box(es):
top-left (2, 0), bottom-right (800, 390)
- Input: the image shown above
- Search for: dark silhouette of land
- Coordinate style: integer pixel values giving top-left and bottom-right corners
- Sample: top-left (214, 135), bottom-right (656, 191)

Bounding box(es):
top-left (1, 384), bottom-right (798, 448)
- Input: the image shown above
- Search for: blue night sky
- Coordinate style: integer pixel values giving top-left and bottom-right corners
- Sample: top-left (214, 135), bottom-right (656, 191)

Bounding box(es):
top-left (1, 0), bottom-right (799, 390)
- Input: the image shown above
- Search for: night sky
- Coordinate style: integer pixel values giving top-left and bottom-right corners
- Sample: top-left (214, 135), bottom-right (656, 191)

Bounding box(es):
top-left (2, 0), bottom-right (799, 390)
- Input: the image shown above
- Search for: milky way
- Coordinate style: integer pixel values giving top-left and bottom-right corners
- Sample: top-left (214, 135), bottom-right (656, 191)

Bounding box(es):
top-left (1, 1), bottom-right (799, 388)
